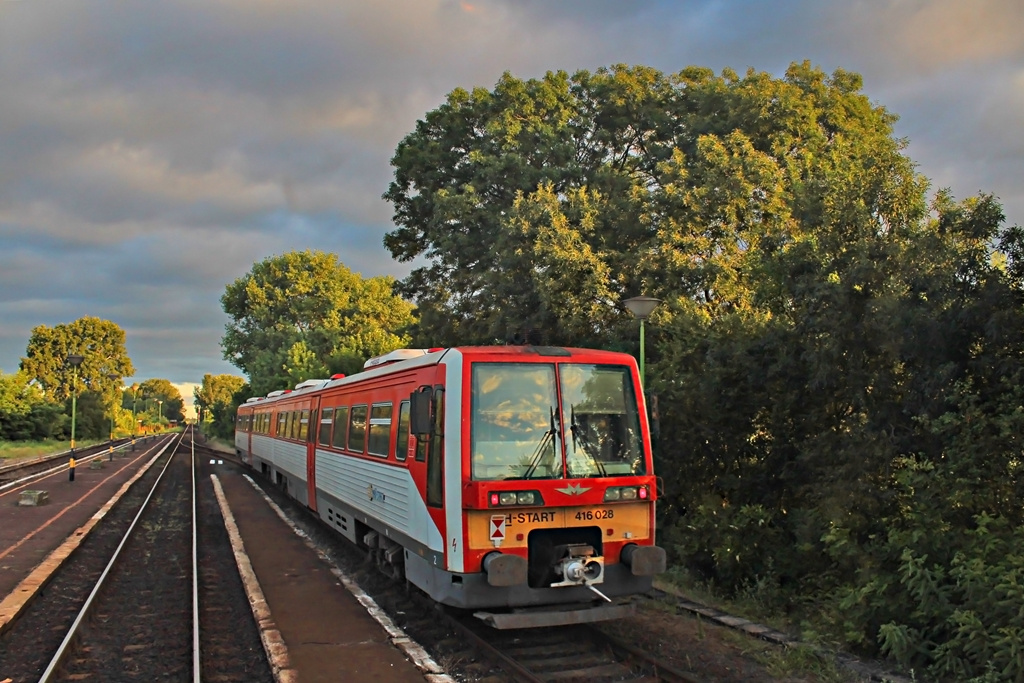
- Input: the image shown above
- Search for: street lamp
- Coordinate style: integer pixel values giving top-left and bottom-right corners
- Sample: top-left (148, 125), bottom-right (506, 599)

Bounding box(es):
top-left (623, 295), bottom-right (661, 388)
top-left (67, 354), bottom-right (85, 452)
top-left (130, 383), bottom-right (138, 448)
top-left (107, 373), bottom-right (119, 458)
top-left (157, 399), bottom-right (163, 427)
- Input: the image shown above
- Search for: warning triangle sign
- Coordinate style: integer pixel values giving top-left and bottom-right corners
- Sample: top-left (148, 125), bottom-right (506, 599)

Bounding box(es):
top-left (490, 515), bottom-right (506, 540)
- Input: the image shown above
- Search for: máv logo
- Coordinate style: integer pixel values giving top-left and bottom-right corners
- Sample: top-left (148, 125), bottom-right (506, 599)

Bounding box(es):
top-left (367, 484), bottom-right (387, 503)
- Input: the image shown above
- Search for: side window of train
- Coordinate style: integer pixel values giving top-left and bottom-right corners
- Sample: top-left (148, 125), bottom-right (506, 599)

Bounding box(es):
top-left (298, 409), bottom-right (310, 441)
top-left (367, 403), bottom-right (393, 457)
top-left (349, 405), bottom-right (368, 453)
top-left (318, 409), bottom-right (333, 446)
top-left (332, 406), bottom-right (349, 449)
top-left (395, 401), bottom-right (410, 462)
top-left (426, 386), bottom-right (444, 507)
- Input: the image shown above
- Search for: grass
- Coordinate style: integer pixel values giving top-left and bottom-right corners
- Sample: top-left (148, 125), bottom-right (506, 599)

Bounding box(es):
top-left (654, 570), bottom-right (869, 682)
top-left (0, 439), bottom-right (104, 462)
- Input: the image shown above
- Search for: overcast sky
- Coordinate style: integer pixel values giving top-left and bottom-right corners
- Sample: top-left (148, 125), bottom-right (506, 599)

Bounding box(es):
top-left (2, 0), bottom-right (1021, 397)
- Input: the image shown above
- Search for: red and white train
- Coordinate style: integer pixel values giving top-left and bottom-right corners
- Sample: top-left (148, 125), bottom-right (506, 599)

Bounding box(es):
top-left (234, 345), bottom-right (666, 628)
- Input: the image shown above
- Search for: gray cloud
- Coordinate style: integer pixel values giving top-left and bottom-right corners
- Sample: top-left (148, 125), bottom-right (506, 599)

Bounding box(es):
top-left (1, 0), bottom-right (1020, 385)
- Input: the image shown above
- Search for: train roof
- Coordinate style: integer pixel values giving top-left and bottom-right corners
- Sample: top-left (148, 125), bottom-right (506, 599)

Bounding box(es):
top-left (238, 345), bottom-right (636, 409)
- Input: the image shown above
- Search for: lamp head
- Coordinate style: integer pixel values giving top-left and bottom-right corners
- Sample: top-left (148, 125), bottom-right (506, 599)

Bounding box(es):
top-left (623, 296), bottom-right (661, 320)
top-left (67, 354), bottom-right (85, 367)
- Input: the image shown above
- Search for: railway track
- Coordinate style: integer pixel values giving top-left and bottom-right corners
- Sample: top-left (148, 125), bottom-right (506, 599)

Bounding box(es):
top-left (0, 428), bottom-right (272, 682)
top-left (443, 615), bottom-right (704, 682)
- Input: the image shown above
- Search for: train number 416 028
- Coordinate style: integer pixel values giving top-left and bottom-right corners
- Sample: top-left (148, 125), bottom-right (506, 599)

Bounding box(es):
top-left (575, 509), bottom-right (614, 521)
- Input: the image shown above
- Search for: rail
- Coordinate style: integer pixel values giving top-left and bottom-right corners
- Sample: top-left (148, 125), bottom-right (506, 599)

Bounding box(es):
top-left (37, 429), bottom-right (192, 682)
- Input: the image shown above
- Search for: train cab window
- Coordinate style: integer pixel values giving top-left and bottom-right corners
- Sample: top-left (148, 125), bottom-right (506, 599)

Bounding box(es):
top-left (318, 409), bottom-right (333, 446)
top-left (426, 387), bottom-right (444, 507)
top-left (332, 406), bottom-right (349, 449)
top-left (470, 363), bottom-right (560, 481)
top-left (559, 364), bottom-right (646, 477)
top-left (395, 401), bottom-right (410, 462)
top-left (298, 409), bottom-right (310, 441)
top-left (349, 405), bottom-right (368, 453)
top-left (367, 403), bottom-right (392, 457)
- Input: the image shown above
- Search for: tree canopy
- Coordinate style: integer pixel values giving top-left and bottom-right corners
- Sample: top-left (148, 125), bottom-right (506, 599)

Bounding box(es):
top-left (20, 316), bottom-right (134, 402)
top-left (0, 369), bottom-right (65, 440)
top-left (385, 61), bottom-right (1024, 678)
top-left (134, 378), bottom-right (184, 424)
top-left (221, 250), bottom-right (416, 396)
top-left (384, 61), bottom-right (922, 347)
top-left (194, 373), bottom-right (246, 435)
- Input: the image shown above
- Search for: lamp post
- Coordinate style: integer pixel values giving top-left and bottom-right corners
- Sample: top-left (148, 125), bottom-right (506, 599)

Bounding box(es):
top-left (623, 296), bottom-right (661, 388)
top-left (67, 354), bottom-right (85, 452)
top-left (130, 383), bottom-right (138, 449)
top-left (107, 373), bottom-right (119, 459)
top-left (157, 399), bottom-right (163, 429)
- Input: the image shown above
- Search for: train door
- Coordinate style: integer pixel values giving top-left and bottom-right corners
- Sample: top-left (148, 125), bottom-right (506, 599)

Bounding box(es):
top-left (306, 396), bottom-right (319, 512)
top-left (247, 412), bottom-right (254, 463)
top-left (410, 365), bottom-right (450, 565)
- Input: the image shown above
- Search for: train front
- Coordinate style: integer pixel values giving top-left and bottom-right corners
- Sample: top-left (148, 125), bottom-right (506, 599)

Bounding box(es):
top-left (454, 349), bottom-right (666, 627)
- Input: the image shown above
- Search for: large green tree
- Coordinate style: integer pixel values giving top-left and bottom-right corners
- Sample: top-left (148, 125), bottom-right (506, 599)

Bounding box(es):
top-left (385, 62), bottom-right (1024, 678)
top-left (194, 373), bottom-right (246, 438)
top-left (20, 316), bottom-right (134, 402)
top-left (221, 250), bottom-right (416, 396)
top-left (136, 378), bottom-right (184, 424)
top-left (384, 62), bottom-right (916, 346)
top-left (194, 373), bottom-right (246, 421)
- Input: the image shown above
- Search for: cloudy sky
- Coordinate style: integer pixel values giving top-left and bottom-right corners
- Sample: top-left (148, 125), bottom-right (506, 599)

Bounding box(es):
top-left (2, 0), bottom-right (1022, 396)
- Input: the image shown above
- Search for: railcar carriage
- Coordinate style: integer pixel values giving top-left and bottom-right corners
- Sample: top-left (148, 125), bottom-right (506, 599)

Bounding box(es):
top-left (235, 346), bottom-right (666, 628)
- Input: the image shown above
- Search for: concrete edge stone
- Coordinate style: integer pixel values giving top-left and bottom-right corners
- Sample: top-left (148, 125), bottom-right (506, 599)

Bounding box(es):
top-left (211, 475), bottom-right (296, 683)
top-left (241, 473), bottom-right (456, 682)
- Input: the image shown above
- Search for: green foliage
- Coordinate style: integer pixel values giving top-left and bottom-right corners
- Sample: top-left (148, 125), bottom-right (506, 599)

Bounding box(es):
top-left (221, 250), bottom-right (416, 396)
top-left (0, 370), bottom-right (66, 441)
top-left (384, 61), bottom-right (922, 348)
top-left (194, 373), bottom-right (246, 440)
top-left (193, 374), bottom-right (246, 423)
top-left (67, 390), bottom-right (109, 440)
top-left (135, 378), bottom-right (184, 424)
top-left (385, 60), bottom-right (1024, 679)
top-left (19, 316), bottom-right (134, 402)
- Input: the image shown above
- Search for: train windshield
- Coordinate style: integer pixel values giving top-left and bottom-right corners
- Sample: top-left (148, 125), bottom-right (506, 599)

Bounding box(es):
top-left (559, 364), bottom-right (645, 478)
top-left (470, 362), bottom-right (645, 481)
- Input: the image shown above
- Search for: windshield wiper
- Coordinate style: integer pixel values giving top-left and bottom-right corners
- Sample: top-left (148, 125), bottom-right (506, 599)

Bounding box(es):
top-left (521, 407), bottom-right (557, 480)
top-left (569, 405), bottom-right (607, 478)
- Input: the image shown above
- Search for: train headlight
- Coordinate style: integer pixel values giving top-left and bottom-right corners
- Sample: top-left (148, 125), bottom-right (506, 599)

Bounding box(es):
top-left (489, 490), bottom-right (544, 507)
top-left (603, 486), bottom-right (649, 502)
